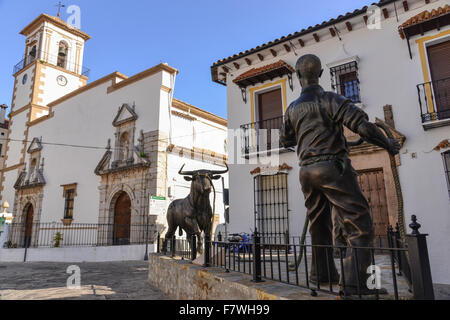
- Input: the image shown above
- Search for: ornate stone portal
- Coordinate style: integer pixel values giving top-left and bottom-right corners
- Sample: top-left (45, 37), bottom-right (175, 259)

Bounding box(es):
top-left (10, 137), bottom-right (46, 247)
top-left (95, 104), bottom-right (168, 245)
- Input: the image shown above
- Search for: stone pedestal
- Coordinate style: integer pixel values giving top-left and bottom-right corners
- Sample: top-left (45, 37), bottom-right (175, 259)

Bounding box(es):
top-left (192, 247), bottom-right (226, 267)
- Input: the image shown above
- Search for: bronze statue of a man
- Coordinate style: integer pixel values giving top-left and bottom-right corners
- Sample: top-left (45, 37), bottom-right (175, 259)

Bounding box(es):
top-left (280, 54), bottom-right (400, 295)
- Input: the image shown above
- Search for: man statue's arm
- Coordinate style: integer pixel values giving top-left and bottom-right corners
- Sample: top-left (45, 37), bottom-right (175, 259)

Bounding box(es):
top-left (333, 98), bottom-right (400, 156)
top-left (280, 109), bottom-right (297, 149)
top-left (357, 121), bottom-right (400, 156)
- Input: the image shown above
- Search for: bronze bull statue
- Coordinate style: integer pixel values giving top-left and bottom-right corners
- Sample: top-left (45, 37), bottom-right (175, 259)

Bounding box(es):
top-left (163, 164), bottom-right (229, 254)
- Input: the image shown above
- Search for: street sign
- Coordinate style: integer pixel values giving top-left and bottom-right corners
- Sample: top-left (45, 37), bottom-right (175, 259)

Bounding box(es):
top-left (149, 196), bottom-right (167, 216)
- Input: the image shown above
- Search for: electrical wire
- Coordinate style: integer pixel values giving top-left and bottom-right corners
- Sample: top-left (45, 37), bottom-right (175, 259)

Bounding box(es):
top-left (0, 127), bottom-right (227, 152)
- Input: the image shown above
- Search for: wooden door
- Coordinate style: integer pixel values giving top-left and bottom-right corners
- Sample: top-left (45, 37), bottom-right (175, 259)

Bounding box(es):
top-left (357, 170), bottom-right (389, 243)
top-left (427, 40), bottom-right (450, 115)
top-left (24, 204), bottom-right (34, 248)
top-left (113, 192), bottom-right (131, 245)
top-left (257, 89), bottom-right (283, 151)
top-left (258, 89), bottom-right (283, 129)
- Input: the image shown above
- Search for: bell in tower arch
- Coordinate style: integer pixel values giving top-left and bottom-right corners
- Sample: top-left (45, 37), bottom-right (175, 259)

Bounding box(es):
top-left (57, 41), bottom-right (69, 68)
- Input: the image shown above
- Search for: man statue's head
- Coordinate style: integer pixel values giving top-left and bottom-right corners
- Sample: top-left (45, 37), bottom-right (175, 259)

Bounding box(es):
top-left (295, 54), bottom-right (323, 88)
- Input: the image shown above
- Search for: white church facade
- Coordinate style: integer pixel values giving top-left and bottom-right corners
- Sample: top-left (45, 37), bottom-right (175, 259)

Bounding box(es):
top-left (1, 14), bottom-right (228, 251)
top-left (211, 0), bottom-right (450, 284)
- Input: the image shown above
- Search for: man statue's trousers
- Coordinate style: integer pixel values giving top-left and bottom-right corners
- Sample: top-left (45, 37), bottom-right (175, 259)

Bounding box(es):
top-left (300, 157), bottom-right (375, 290)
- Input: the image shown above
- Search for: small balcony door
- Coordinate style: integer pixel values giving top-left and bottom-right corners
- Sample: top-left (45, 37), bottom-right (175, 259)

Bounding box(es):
top-left (257, 89), bottom-right (283, 152)
top-left (427, 40), bottom-right (450, 118)
top-left (258, 88), bottom-right (283, 128)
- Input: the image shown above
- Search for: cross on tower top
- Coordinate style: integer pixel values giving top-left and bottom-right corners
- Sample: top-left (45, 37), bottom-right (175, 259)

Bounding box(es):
top-left (55, 1), bottom-right (65, 18)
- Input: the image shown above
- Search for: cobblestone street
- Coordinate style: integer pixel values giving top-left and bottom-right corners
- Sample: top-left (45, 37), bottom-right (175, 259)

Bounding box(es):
top-left (0, 261), bottom-right (168, 300)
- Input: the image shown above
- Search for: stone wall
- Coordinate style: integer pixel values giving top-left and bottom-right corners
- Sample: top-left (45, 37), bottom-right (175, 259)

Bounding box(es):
top-left (147, 254), bottom-right (335, 300)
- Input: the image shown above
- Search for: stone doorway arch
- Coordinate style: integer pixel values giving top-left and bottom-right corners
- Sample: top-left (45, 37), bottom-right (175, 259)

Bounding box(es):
top-left (112, 191), bottom-right (132, 245)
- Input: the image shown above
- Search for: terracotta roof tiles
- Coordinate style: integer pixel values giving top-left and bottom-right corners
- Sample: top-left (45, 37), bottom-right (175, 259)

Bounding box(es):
top-left (233, 60), bottom-right (295, 84)
top-left (399, 4), bottom-right (450, 39)
top-left (211, 0), bottom-right (398, 84)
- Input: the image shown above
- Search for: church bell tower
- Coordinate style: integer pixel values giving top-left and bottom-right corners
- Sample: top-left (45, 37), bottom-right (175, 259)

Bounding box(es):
top-left (0, 13), bottom-right (91, 202)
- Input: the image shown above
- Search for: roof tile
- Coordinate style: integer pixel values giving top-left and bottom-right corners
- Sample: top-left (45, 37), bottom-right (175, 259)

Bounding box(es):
top-left (399, 4), bottom-right (450, 39)
top-left (233, 60), bottom-right (295, 84)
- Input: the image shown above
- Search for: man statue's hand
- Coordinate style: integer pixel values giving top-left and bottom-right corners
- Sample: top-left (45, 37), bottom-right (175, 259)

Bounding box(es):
top-left (387, 139), bottom-right (400, 156)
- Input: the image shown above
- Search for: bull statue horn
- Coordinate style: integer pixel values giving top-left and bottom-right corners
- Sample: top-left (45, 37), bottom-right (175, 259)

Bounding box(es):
top-left (178, 164), bottom-right (196, 176)
top-left (209, 163), bottom-right (229, 175)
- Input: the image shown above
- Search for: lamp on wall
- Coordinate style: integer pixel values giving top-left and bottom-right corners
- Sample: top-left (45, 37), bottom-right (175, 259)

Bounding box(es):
top-left (240, 87), bottom-right (247, 104)
top-left (287, 73), bottom-right (294, 91)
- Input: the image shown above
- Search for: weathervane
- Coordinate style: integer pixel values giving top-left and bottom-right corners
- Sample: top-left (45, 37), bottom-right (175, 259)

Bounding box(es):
top-left (55, 1), bottom-right (65, 18)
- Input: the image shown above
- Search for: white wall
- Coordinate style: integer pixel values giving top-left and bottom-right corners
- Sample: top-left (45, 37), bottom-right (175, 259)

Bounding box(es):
top-left (38, 65), bottom-right (85, 107)
top-left (225, 0), bottom-right (450, 284)
top-left (0, 245), bottom-right (154, 263)
top-left (12, 65), bottom-right (35, 112)
top-left (25, 72), bottom-right (166, 223)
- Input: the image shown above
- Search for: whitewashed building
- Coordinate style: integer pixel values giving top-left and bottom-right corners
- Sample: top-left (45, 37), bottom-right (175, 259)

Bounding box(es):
top-left (0, 104), bottom-right (10, 170)
top-left (0, 14), bottom-right (228, 254)
top-left (211, 0), bottom-right (450, 285)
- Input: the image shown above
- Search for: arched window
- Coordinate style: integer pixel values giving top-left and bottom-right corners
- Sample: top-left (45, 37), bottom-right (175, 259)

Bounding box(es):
top-left (119, 132), bottom-right (130, 161)
top-left (29, 45), bottom-right (37, 59)
top-left (57, 41), bottom-right (69, 69)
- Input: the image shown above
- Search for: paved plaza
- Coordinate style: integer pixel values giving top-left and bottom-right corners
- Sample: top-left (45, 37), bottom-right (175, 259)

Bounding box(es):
top-left (0, 261), bottom-right (168, 300)
top-left (0, 259), bottom-right (449, 300)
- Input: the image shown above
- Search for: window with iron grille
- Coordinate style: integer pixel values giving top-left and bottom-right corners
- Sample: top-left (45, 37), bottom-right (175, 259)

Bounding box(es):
top-left (330, 61), bottom-right (361, 103)
top-left (64, 189), bottom-right (75, 219)
top-left (443, 151), bottom-right (450, 198)
top-left (254, 173), bottom-right (289, 244)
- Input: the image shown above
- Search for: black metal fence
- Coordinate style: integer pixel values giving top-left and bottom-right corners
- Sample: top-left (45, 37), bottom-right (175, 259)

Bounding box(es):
top-left (157, 234), bottom-right (197, 261)
top-left (241, 116), bottom-right (285, 157)
top-left (387, 224), bottom-right (412, 286)
top-left (417, 77), bottom-right (450, 123)
top-left (210, 235), bottom-right (411, 300)
top-left (6, 222), bottom-right (152, 248)
top-left (158, 216), bottom-right (434, 300)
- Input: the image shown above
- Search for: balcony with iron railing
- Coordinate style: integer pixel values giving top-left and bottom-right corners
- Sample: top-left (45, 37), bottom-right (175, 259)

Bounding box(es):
top-left (240, 116), bottom-right (294, 158)
top-left (417, 77), bottom-right (450, 130)
top-left (13, 50), bottom-right (90, 77)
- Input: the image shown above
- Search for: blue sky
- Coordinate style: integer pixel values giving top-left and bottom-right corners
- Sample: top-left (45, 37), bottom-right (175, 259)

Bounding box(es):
top-left (0, 0), bottom-right (371, 118)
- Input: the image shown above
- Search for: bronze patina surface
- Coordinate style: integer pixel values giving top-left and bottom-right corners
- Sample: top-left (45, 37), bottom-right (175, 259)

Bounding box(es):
top-left (280, 54), bottom-right (400, 294)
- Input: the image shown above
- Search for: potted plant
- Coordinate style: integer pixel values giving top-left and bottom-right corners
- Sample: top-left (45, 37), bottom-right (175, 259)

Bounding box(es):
top-left (53, 232), bottom-right (63, 248)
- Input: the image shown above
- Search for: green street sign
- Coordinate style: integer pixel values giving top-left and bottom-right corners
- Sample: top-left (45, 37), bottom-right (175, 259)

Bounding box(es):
top-left (151, 196), bottom-right (166, 201)
top-left (149, 196), bottom-right (167, 215)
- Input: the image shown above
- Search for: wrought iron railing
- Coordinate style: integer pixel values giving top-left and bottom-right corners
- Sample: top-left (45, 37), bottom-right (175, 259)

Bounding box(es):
top-left (157, 234), bottom-right (197, 261)
top-left (240, 116), bottom-right (288, 157)
top-left (330, 61), bottom-right (361, 103)
top-left (6, 222), bottom-right (154, 248)
top-left (417, 77), bottom-right (450, 123)
top-left (204, 216), bottom-right (434, 300)
top-left (387, 224), bottom-right (412, 287)
top-left (13, 50), bottom-right (90, 77)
